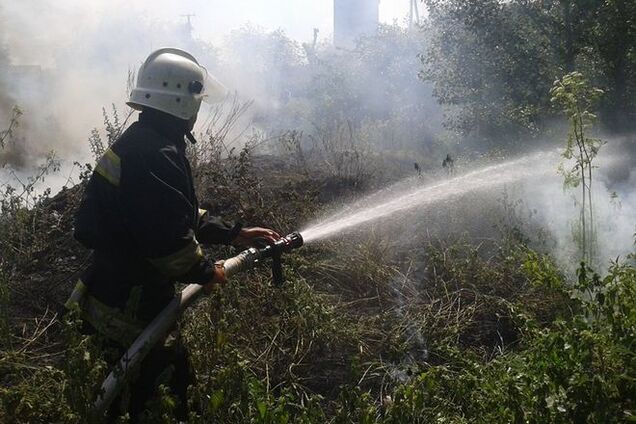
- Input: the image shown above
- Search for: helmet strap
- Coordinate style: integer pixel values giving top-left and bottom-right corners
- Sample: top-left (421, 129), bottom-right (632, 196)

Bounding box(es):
top-left (185, 130), bottom-right (198, 144)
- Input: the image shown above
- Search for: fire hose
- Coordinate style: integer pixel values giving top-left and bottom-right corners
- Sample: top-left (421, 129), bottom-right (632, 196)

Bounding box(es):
top-left (92, 232), bottom-right (304, 417)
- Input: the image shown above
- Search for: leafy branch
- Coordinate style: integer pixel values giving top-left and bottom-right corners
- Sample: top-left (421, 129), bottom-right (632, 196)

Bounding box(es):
top-left (0, 106), bottom-right (23, 150)
top-left (550, 71), bottom-right (605, 262)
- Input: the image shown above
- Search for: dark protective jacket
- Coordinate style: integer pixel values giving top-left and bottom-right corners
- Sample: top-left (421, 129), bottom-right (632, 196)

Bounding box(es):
top-left (74, 109), bottom-right (241, 323)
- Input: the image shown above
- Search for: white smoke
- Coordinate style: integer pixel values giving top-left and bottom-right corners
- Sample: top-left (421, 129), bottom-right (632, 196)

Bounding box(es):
top-left (520, 137), bottom-right (636, 269)
top-left (0, 2), bottom-right (206, 164)
top-left (0, 1), bottom-right (416, 167)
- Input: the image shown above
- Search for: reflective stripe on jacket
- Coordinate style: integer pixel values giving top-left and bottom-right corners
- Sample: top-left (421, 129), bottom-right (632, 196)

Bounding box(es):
top-left (65, 280), bottom-right (144, 346)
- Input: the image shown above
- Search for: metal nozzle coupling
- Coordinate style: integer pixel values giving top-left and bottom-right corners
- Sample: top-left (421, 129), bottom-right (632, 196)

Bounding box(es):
top-left (261, 231), bottom-right (303, 258)
top-left (274, 231), bottom-right (304, 252)
top-left (257, 232), bottom-right (304, 286)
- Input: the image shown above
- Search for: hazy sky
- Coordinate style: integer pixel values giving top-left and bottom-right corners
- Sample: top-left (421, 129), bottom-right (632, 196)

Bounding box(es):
top-left (2, 0), bottom-right (415, 67)
top-left (135, 0), bottom-right (412, 43)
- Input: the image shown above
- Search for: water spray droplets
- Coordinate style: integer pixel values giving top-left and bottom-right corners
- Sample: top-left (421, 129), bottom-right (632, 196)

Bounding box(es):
top-left (301, 151), bottom-right (557, 243)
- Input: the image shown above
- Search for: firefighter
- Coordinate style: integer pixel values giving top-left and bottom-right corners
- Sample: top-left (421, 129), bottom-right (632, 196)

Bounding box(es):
top-left (66, 48), bottom-right (279, 420)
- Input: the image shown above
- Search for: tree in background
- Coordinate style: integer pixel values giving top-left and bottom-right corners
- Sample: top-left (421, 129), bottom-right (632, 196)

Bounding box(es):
top-left (592, 0), bottom-right (636, 131)
top-left (0, 9), bottom-right (17, 130)
top-left (422, 0), bottom-right (559, 146)
top-left (216, 24), bottom-right (442, 157)
top-left (422, 0), bottom-right (636, 147)
top-left (305, 25), bottom-right (441, 151)
top-left (550, 72), bottom-right (604, 262)
top-left (221, 25), bottom-right (306, 127)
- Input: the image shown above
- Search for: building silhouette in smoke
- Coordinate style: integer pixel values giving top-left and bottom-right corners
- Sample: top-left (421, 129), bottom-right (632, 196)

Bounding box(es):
top-left (334, 0), bottom-right (379, 48)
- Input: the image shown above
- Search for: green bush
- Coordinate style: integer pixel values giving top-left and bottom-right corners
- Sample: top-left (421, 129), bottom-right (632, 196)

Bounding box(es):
top-left (377, 256), bottom-right (636, 423)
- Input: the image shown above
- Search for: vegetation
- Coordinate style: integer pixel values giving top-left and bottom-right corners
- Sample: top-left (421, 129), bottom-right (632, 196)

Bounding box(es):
top-left (0, 106), bottom-right (21, 149)
top-left (551, 72), bottom-right (604, 262)
top-left (1, 1), bottom-right (635, 423)
top-left (1, 110), bottom-right (634, 421)
top-left (422, 0), bottom-right (636, 144)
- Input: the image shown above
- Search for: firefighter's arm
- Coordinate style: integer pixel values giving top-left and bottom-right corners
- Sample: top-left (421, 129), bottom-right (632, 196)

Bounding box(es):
top-left (196, 208), bottom-right (242, 245)
top-left (121, 145), bottom-right (220, 285)
top-left (197, 209), bottom-right (280, 247)
top-left (233, 226), bottom-right (280, 247)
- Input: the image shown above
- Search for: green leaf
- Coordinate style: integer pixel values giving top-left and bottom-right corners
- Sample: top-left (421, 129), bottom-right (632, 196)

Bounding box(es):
top-left (257, 400), bottom-right (268, 419)
top-left (209, 389), bottom-right (224, 412)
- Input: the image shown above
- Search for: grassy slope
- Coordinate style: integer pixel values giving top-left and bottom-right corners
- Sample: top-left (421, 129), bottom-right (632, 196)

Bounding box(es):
top-left (0, 148), bottom-right (634, 423)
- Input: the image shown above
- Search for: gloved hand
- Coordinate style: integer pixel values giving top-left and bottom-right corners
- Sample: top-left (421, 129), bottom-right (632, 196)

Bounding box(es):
top-left (232, 227), bottom-right (281, 248)
top-left (203, 261), bottom-right (226, 294)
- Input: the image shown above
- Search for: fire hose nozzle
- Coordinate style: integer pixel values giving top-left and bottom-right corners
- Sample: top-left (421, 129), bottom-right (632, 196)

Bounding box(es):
top-left (259, 231), bottom-right (304, 257)
top-left (275, 231), bottom-right (304, 252)
top-left (261, 232), bottom-right (303, 286)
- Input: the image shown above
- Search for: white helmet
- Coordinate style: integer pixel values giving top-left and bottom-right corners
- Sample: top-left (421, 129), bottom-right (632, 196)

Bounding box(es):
top-left (127, 48), bottom-right (226, 120)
